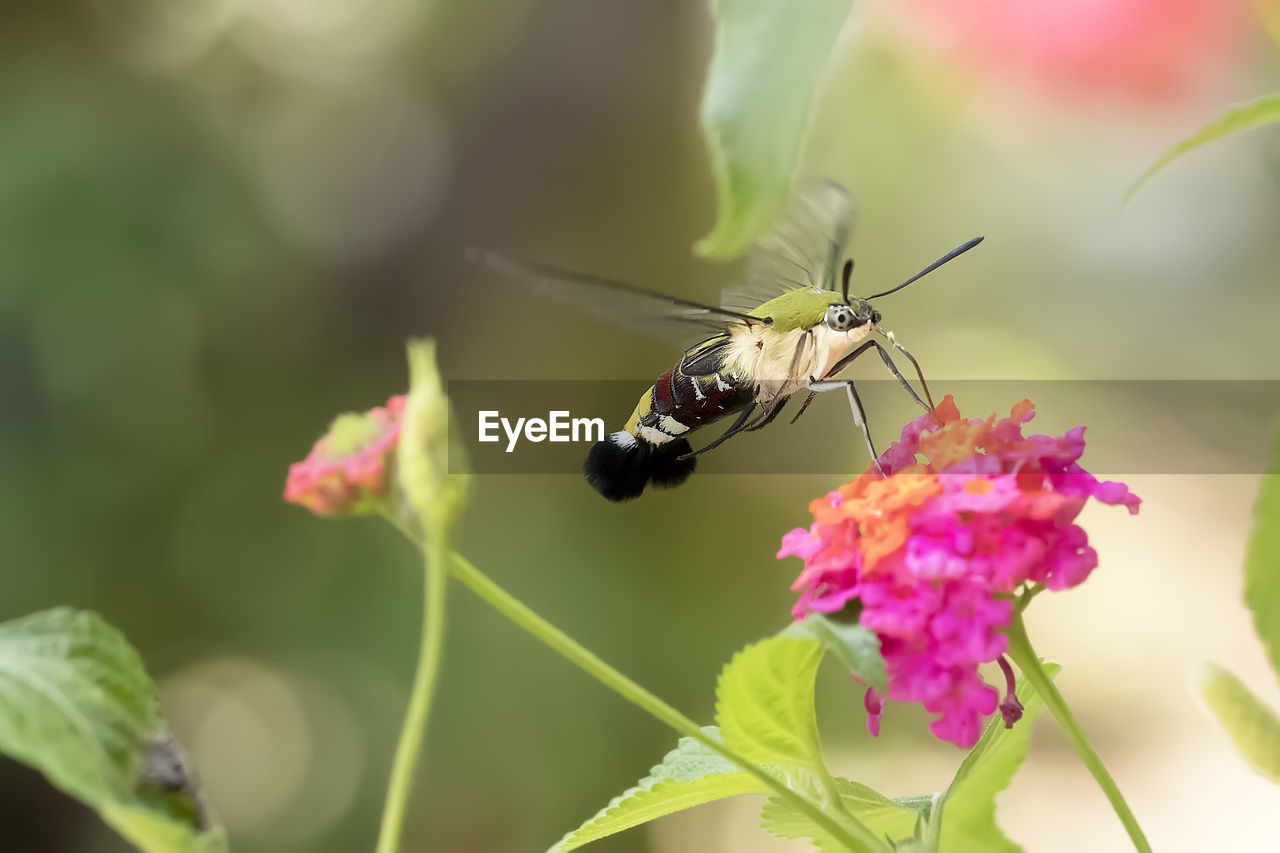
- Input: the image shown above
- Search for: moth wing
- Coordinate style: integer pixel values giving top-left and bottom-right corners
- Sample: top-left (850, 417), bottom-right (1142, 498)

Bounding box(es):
top-left (469, 250), bottom-right (768, 348)
top-left (721, 178), bottom-right (854, 313)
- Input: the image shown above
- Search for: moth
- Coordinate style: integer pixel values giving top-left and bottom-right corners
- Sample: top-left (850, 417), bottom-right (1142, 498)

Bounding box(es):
top-left (472, 180), bottom-right (982, 500)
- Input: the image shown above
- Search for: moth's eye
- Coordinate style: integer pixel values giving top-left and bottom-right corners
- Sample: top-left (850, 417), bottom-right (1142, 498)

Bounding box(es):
top-left (826, 305), bottom-right (856, 331)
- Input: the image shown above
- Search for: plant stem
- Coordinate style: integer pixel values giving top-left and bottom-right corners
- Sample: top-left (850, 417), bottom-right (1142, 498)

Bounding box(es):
top-left (814, 762), bottom-right (847, 816)
top-left (922, 790), bottom-right (945, 851)
top-left (374, 525), bottom-right (450, 853)
top-left (446, 552), bottom-right (890, 853)
top-left (1006, 615), bottom-right (1152, 853)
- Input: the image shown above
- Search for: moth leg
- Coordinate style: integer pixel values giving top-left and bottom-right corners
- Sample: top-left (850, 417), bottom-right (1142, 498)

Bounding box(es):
top-left (788, 391), bottom-right (818, 425)
top-left (677, 403), bottom-right (757, 460)
top-left (822, 339), bottom-right (876, 377)
top-left (741, 397), bottom-right (789, 433)
top-left (806, 378), bottom-right (885, 476)
top-left (878, 330), bottom-right (935, 412)
top-left (785, 329), bottom-right (813, 387)
top-left (868, 340), bottom-right (930, 413)
top-left (823, 339), bottom-right (930, 413)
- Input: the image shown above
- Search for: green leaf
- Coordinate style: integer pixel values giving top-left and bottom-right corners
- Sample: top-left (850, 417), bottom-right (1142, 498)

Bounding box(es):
top-left (696, 0), bottom-right (850, 258)
top-left (761, 774), bottom-right (921, 853)
top-left (786, 613), bottom-right (887, 692)
top-left (547, 727), bottom-right (771, 852)
top-left (1124, 92), bottom-right (1280, 203)
top-left (0, 608), bottom-right (224, 853)
top-left (938, 662), bottom-right (1061, 853)
top-left (103, 804), bottom-right (228, 853)
top-left (1195, 663), bottom-right (1280, 783)
top-left (1246, 431), bottom-right (1280, 686)
top-left (0, 608), bottom-right (159, 803)
top-left (890, 841), bottom-right (929, 853)
top-left (715, 634), bottom-right (826, 768)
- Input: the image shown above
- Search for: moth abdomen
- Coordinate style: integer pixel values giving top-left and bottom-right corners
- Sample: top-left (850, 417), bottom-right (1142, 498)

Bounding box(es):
top-left (582, 431), bottom-right (698, 502)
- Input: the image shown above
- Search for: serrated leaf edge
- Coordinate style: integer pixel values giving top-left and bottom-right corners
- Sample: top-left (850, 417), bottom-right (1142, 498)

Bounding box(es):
top-left (714, 635), bottom-right (825, 769)
top-left (547, 729), bottom-right (780, 852)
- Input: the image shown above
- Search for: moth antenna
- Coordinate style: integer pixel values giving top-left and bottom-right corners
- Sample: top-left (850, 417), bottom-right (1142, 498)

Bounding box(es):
top-left (866, 236), bottom-right (984, 301)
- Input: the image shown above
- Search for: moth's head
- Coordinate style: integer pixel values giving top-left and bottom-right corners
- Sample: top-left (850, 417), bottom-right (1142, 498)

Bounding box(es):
top-left (823, 300), bottom-right (879, 333)
top-left (829, 258), bottom-right (880, 332)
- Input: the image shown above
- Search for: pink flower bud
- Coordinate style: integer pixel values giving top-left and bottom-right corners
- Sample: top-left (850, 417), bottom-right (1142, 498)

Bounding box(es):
top-left (284, 396), bottom-right (406, 517)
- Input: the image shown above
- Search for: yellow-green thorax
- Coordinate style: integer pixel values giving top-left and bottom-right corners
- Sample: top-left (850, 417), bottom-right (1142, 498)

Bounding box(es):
top-left (749, 288), bottom-right (846, 331)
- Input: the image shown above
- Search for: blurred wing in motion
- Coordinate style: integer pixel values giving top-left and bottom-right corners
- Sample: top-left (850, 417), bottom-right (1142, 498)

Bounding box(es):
top-left (468, 249), bottom-right (770, 347)
top-left (721, 178), bottom-right (854, 313)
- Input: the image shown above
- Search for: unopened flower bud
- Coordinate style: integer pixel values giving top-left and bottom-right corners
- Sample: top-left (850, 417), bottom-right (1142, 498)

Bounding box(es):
top-left (398, 339), bottom-right (470, 533)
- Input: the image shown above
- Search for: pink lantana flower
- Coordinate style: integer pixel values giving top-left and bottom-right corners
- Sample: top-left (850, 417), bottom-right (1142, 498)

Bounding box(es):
top-left (777, 396), bottom-right (1139, 748)
top-left (284, 395), bottom-right (406, 517)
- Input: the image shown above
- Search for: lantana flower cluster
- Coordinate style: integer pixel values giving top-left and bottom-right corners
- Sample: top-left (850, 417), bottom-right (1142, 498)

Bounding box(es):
top-left (284, 394), bottom-right (406, 517)
top-left (778, 396), bottom-right (1139, 748)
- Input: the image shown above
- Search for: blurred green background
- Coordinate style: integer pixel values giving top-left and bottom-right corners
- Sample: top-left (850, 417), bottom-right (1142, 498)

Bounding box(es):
top-left (3, 1), bottom-right (1280, 851)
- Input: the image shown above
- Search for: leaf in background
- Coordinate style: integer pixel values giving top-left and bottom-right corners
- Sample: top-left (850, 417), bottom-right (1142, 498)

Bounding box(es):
top-left (1195, 663), bottom-right (1280, 782)
top-left (937, 662), bottom-right (1061, 853)
top-left (547, 727), bottom-right (773, 852)
top-left (1124, 93), bottom-right (1280, 203)
top-left (761, 775), bottom-right (922, 852)
top-left (1252, 0), bottom-right (1280, 49)
top-left (103, 804), bottom-right (227, 853)
top-left (696, 0), bottom-right (850, 258)
top-left (785, 613), bottom-right (886, 691)
top-left (715, 634), bottom-right (826, 768)
top-left (0, 608), bottom-right (224, 853)
top-left (1246, 431), bottom-right (1280, 684)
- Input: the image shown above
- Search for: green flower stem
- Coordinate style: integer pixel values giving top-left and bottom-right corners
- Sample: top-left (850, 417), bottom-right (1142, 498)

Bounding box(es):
top-left (1006, 615), bottom-right (1152, 853)
top-left (446, 551), bottom-right (888, 853)
top-left (921, 790), bottom-right (945, 851)
top-left (374, 525), bottom-right (450, 853)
